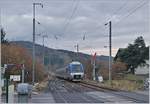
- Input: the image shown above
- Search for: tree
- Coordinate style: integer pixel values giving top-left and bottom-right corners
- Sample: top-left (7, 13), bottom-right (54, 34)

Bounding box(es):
top-left (114, 36), bottom-right (149, 74)
top-left (98, 61), bottom-right (109, 80)
top-left (1, 28), bottom-right (8, 43)
top-left (81, 59), bottom-right (93, 80)
top-left (112, 62), bottom-right (127, 79)
top-left (1, 44), bottom-right (46, 82)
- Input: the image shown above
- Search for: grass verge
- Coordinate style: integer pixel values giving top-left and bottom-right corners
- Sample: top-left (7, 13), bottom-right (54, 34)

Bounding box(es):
top-left (103, 80), bottom-right (143, 91)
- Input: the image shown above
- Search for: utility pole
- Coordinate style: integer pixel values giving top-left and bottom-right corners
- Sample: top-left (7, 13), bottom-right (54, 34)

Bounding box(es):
top-left (42, 36), bottom-right (45, 66)
top-left (42, 35), bottom-right (48, 68)
top-left (32, 3), bottom-right (43, 85)
top-left (105, 21), bottom-right (112, 84)
top-left (75, 44), bottom-right (79, 59)
top-left (92, 52), bottom-right (96, 80)
top-left (0, 8), bottom-right (1, 97)
top-left (0, 8), bottom-right (1, 27)
top-left (109, 21), bottom-right (112, 84)
top-left (21, 64), bottom-right (25, 83)
top-left (36, 33), bottom-right (48, 70)
top-left (32, 3), bottom-right (35, 85)
top-left (77, 44), bottom-right (79, 54)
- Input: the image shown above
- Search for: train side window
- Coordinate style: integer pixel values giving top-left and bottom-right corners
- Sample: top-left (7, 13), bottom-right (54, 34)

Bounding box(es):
top-left (68, 65), bottom-right (71, 73)
top-left (66, 66), bottom-right (69, 73)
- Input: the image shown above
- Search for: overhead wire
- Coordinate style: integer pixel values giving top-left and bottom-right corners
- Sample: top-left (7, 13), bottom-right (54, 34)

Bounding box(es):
top-left (114, 0), bottom-right (148, 26)
top-left (81, 0), bottom-right (147, 51)
top-left (35, 19), bottom-right (61, 41)
top-left (88, 0), bottom-right (147, 38)
top-left (61, 0), bottom-right (75, 32)
top-left (61, 0), bottom-right (80, 36)
top-left (84, 0), bottom-right (129, 39)
top-left (35, 0), bottom-right (80, 49)
top-left (110, 0), bottom-right (148, 37)
top-left (106, 0), bottom-right (129, 22)
top-left (35, 0), bottom-right (147, 50)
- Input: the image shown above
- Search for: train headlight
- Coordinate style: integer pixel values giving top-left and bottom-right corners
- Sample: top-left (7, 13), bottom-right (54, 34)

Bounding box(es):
top-left (70, 73), bottom-right (74, 76)
top-left (81, 73), bottom-right (84, 77)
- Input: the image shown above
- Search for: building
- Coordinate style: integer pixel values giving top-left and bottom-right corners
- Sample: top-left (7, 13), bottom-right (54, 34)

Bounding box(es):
top-left (135, 60), bottom-right (149, 75)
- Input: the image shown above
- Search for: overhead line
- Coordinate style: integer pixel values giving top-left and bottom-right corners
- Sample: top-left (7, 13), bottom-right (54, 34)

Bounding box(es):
top-left (114, 1), bottom-right (147, 26)
top-left (85, 1), bottom-right (129, 38)
top-left (62, 0), bottom-right (80, 36)
top-left (106, 0), bottom-right (129, 21)
top-left (88, 0), bottom-right (147, 38)
top-left (62, 0), bottom-right (75, 30)
top-left (35, 19), bottom-right (61, 40)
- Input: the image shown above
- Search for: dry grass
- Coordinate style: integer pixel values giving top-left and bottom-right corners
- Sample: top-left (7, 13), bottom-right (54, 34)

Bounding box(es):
top-left (103, 80), bottom-right (143, 91)
top-left (33, 81), bottom-right (48, 92)
top-left (103, 74), bottom-right (144, 91)
top-left (84, 75), bottom-right (144, 91)
top-left (124, 74), bottom-right (144, 81)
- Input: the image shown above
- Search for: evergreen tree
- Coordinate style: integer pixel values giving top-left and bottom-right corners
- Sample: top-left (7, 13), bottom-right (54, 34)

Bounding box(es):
top-left (1, 27), bottom-right (8, 43)
top-left (114, 36), bottom-right (149, 74)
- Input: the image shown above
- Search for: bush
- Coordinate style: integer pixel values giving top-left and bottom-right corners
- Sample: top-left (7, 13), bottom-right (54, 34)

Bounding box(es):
top-left (1, 44), bottom-right (47, 83)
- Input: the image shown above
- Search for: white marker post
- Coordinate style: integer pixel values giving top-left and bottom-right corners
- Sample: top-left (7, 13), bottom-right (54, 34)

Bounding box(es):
top-left (92, 53), bottom-right (96, 80)
top-left (8, 84), bottom-right (14, 103)
top-left (93, 60), bottom-right (96, 80)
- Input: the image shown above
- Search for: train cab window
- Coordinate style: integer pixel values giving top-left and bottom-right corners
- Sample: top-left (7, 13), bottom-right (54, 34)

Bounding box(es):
top-left (71, 65), bottom-right (83, 72)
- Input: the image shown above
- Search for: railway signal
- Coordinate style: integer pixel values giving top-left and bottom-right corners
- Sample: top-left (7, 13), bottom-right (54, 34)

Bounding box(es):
top-left (3, 64), bottom-right (25, 103)
top-left (74, 44), bottom-right (79, 60)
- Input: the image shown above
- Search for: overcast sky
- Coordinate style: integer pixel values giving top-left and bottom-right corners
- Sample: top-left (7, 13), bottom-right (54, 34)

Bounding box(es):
top-left (0, 0), bottom-right (149, 56)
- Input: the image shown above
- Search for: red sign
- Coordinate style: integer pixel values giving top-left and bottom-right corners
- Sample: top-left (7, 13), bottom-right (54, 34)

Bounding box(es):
top-left (91, 52), bottom-right (96, 64)
top-left (93, 52), bottom-right (97, 60)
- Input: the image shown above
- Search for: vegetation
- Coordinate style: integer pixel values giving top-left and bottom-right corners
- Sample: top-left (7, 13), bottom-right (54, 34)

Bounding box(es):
top-left (33, 80), bottom-right (48, 92)
top-left (1, 44), bottom-right (47, 82)
top-left (1, 28), bottom-right (8, 44)
top-left (0, 28), bottom-right (47, 83)
top-left (81, 59), bottom-right (127, 80)
top-left (102, 73), bottom-right (145, 91)
top-left (98, 61), bottom-right (127, 80)
top-left (81, 59), bottom-right (93, 80)
top-left (114, 36), bottom-right (149, 74)
top-left (84, 76), bottom-right (143, 91)
top-left (103, 79), bottom-right (143, 91)
top-left (83, 36), bottom-right (148, 91)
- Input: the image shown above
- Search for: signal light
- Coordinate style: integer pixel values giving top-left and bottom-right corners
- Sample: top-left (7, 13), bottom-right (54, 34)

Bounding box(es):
top-left (16, 64), bottom-right (21, 69)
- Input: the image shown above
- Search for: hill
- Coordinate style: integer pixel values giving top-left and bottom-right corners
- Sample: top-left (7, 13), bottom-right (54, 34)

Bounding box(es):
top-left (11, 41), bottom-right (112, 70)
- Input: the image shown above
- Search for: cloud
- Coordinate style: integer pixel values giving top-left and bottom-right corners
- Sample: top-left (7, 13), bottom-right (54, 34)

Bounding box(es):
top-left (0, 0), bottom-right (149, 56)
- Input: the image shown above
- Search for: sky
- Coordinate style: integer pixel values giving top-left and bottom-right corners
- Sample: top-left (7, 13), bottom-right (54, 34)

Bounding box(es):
top-left (0, 0), bottom-right (149, 56)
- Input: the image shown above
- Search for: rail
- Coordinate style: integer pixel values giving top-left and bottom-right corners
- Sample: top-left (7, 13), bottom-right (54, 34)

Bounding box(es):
top-left (79, 81), bottom-right (149, 103)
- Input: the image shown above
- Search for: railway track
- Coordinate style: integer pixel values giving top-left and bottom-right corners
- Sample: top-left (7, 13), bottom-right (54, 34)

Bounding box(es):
top-left (48, 78), bottom-right (103, 103)
top-left (78, 81), bottom-right (149, 103)
top-left (56, 77), bottom-right (149, 103)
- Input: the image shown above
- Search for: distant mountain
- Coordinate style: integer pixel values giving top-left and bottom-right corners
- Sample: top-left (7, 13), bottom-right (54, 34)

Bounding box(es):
top-left (11, 41), bottom-right (112, 70)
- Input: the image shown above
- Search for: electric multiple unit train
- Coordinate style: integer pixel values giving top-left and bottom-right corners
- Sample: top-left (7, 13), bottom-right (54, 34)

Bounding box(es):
top-left (56, 61), bottom-right (84, 81)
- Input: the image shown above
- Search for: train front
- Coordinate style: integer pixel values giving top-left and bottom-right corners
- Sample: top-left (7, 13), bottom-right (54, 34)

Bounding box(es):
top-left (69, 61), bottom-right (84, 81)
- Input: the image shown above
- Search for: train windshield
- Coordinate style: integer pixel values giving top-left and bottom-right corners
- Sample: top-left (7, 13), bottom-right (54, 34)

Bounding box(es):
top-left (71, 64), bottom-right (83, 72)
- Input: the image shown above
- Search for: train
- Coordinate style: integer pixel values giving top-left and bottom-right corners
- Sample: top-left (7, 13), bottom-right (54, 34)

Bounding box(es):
top-left (55, 61), bottom-right (84, 81)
